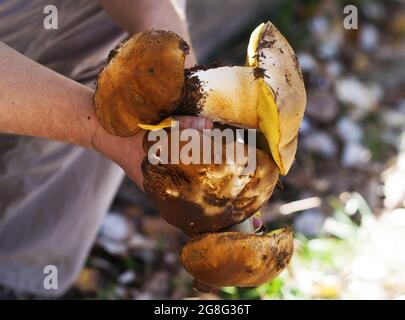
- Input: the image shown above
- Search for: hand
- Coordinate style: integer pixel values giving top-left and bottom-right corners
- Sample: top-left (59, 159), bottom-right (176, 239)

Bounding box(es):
top-left (91, 116), bottom-right (213, 189)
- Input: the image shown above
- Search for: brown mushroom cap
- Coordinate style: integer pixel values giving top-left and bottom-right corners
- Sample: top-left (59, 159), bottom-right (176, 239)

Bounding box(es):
top-left (142, 129), bottom-right (279, 236)
top-left (94, 30), bottom-right (189, 137)
top-left (180, 227), bottom-right (294, 287)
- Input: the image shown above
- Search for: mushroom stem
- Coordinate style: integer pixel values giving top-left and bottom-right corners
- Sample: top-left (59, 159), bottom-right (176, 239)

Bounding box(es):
top-left (227, 217), bottom-right (255, 234)
top-left (226, 213), bottom-right (264, 234)
top-left (181, 66), bottom-right (260, 129)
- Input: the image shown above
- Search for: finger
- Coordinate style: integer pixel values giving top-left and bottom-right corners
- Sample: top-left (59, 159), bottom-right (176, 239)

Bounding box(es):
top-left (173, 116), bottom-right (214, 131)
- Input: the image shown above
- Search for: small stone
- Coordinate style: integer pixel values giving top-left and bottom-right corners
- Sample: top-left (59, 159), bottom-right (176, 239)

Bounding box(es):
top-left (100, 212), bottom-right (131, 241)
top-left (309, 16), bottom-right (329, 37)
top-left (382, 109), bottom-right (405, 129)
top-left (325, 61), bottom-right (343, 78)
top-left (306, 90), bottom-right (338, 123)
top-left (118, 270), bottom-right (137, 285)
top-left (136, 292), bottom-right (155, 300)
top-left (164, 252), bottom-right (178, 265)
top-left (341, 142), bottom-right (372, 168)
top-left (97, 237), bottom-right (127, 255)
top-left (335, 77), bottom-right (383, 118)
top-left (317, 38), bottom-right (340, 59)
top-left (294, 210), bottom-right (325, 238)
top-left (359, 24), bottom-right (379, 51)
top-left (128, 234), bottom-right (155, 250)
top-left (303, 131), bottom-right (338, 158)
top-left (300, 117), bottom-right (314, 135)
top-left (336, 117), bottom-right (364, 143)
top-left (297, 52), bottom-right (318, 72)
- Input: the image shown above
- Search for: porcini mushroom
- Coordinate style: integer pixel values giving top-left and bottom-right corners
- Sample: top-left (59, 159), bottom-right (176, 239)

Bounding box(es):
top-left (180, 227), bottom-right (294, 288)
top-left (93, 21), bottom-right (306, 289)
top-left (94, 30), bottom-right (189, 136)
top-left (179, 22), bottom-right (306, 174)
top-left (142, 130), bottom-right (279, 236)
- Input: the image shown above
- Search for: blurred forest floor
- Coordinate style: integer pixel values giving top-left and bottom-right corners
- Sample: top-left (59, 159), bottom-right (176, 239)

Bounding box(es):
top-left (2, 0), bottom-right (404, 300)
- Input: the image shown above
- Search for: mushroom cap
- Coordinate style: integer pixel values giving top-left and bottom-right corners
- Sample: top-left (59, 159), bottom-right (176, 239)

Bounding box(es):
top-left (180, 227), bottom-right (294, 287)
top-left (247, 21), bottom-right (307, 175)
top-left (94, 30), bottom-right (188, 137)
top-left (142, 129), bottom-right (279, 236)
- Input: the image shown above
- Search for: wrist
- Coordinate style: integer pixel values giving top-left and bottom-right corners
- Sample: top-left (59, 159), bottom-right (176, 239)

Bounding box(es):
top-left (91, 119), bottom-right (146, 188)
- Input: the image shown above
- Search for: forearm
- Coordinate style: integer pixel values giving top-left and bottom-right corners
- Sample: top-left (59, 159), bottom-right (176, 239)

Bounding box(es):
top-left (99, 0), bottom-right (197, 67)
top-left (0, 2), bottom-right (198, 189)
top-left (0, 41), bottom-right (96, 148)
top-left (0, 41), bottom-right (145, 186)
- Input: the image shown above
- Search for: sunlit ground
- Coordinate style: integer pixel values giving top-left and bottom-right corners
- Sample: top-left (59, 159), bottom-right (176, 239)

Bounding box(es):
top-left (222, 136), bottom-right (405, 299)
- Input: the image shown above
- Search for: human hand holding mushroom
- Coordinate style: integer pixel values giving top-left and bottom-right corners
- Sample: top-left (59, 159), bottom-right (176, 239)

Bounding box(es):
top-left (94, 22), bottom-right (306, 290)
